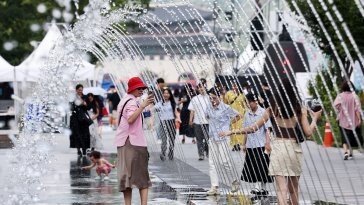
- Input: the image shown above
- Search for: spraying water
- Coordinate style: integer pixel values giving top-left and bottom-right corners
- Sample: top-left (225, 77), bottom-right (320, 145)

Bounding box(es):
top-left (2, 0), bottom-right (364, 204)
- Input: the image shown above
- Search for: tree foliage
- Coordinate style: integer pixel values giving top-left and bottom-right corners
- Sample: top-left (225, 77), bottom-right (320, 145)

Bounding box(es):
top-left (0, 0), bottom-right (149, 65)
top-left (289, 0), bottom-right (364, 76)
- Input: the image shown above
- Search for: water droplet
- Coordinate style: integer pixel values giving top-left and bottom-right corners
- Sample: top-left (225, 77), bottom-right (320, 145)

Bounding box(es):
top-left (37, 4), bottom-right (47, 13)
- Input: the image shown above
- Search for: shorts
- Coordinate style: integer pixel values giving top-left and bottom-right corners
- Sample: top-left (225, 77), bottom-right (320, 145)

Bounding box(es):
top-left (269, 138), bottom-right (302, 176)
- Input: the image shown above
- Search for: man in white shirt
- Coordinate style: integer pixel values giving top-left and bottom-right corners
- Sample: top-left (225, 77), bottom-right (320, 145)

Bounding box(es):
top-left (188, 83), bottom-right (210, 160)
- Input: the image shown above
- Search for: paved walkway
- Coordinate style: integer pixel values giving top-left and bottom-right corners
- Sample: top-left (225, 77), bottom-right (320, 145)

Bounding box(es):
top-left (145, 127), bottom-right (364, 205)
top-left (0, 125), bottom-right (363, 204)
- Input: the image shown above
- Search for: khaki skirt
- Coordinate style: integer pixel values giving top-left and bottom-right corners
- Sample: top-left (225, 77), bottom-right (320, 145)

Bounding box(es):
top-left (117, 138), bottom-right (152, 192)
top-left (269, 139), bottom-right (303, 176)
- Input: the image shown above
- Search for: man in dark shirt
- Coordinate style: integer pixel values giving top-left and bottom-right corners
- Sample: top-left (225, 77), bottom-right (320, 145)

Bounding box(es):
top-left (107, 85), bottom-right (121, 130)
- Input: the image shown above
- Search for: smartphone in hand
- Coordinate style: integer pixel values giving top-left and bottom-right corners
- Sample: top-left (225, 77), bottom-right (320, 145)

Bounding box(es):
top-left (147, 87), bottom-right (155, 104)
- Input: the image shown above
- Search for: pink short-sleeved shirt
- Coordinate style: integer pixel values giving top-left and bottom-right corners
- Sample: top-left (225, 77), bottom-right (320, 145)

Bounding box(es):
top-left (334, 92), bottom-right (361, 129)
top-left (114, 94), bottom-right (147, 147)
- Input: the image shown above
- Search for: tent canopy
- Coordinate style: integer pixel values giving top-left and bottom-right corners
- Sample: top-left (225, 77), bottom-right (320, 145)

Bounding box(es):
top-left (15, 24), bottom-right (62, 82)
top-left (11, 24), bottom-right (95, 82)
top-left (0, 56), bottom-right (14, 82)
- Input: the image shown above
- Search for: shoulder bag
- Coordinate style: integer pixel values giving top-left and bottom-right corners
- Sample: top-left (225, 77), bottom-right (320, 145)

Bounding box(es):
top-left (76, 106), bottom-right (93, 126)
top-left (118, 99), bottom-right (133, 126)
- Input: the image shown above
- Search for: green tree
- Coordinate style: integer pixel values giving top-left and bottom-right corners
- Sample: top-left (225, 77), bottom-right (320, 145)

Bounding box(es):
top-left (0, 0), bottom-right (149, 65)
top-left (289, 0), bottom-right (364, 77)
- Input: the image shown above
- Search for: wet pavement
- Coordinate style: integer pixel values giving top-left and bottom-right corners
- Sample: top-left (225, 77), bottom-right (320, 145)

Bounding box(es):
top-left (0, 139), bottom-right (184, 204)
top-left (1, 125), bottom-right (364, 204)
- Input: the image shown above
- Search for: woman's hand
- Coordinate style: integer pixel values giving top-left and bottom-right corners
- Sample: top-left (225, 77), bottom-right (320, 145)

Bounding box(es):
top-left (241, 144), bottom-right (247, 153)
top-left (264, 143), bottom-right (271, 154)
top-left (141, 95), bottom-right (154, 108)
top-left (311, 109), bottom-right (322, 120)
top-left (358, 118), bottom-right (362, 127)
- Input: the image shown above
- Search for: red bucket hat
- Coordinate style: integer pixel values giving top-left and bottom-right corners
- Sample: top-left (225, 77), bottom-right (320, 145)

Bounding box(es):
top-left (127, 77), bottom-right (147, 93)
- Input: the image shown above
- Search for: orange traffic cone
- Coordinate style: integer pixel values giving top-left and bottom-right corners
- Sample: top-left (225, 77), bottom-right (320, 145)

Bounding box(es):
top-left (323, 122), bottom-right (333, 147)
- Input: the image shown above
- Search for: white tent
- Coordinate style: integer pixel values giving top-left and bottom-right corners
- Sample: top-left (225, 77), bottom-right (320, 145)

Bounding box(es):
top-left (15, 24), bottom-right (61, 81)
top-left (0, 55), bottom-right (15, 82)
top-left (15, 24), bottom-right (96, 82)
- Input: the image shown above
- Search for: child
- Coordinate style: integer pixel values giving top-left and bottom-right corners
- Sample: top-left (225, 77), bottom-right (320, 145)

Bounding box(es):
top-left (205, 88), bottom-right (242, 195)
top-left (82, 151), bottom-right (115, 181)
top-left (241, 93), bottom-right (273, 198)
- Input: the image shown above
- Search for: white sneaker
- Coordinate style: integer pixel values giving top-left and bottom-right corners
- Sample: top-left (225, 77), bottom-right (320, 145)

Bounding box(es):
top-left (94, 176), bottom-right (101, 180)
top-left (104, 176), bottom-right (110, 181)
top-left (86, 148), bottom-right (92, 154)
top-left (206, 187), bottom-right (220, 196)
top-left (231, 180), bottom-right (240, 192)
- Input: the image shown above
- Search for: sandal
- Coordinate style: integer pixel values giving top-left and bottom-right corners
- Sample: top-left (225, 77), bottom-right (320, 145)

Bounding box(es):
top-left (250, 188), bottom-right (260, 195)
top-left (251, 188), bottom-right (269, 196)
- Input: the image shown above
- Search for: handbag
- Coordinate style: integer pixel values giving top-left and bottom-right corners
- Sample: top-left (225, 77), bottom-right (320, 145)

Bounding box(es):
top-left (101, 107), bottom-right (109, 117)
top-left (294, 123), bottom-right (305, 143)
top-left (186, 124), bottom-right (195, 138)
top-left (76, 107), bottom-right (93, 126)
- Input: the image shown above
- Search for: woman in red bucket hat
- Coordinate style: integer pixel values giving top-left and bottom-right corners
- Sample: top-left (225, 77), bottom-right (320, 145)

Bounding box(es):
top-left (114, 76), bottom-right (154, 205)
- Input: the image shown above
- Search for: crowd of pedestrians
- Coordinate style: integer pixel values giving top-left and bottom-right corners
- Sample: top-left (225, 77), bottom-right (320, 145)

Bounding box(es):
top-left (68, 75), bottom-right (364, 205)
top-left (219, 79), bottom-right (322, 205)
